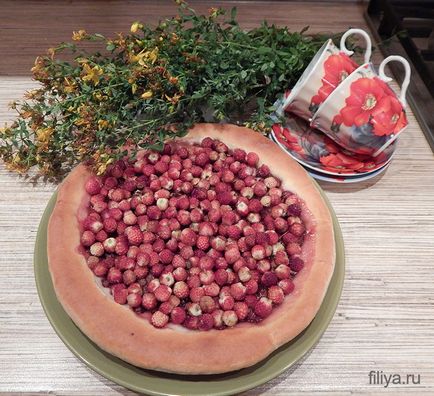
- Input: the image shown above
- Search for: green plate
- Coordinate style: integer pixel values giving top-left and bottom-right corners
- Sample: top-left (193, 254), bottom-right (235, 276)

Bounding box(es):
top-left (34, 184), bottom-right (345, 396)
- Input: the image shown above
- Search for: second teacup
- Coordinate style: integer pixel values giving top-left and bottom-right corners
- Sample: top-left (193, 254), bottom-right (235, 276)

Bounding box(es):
top-left (279, 28), bottom-right (372, 121)
top-left (310, 55), bottom-right (411, 156)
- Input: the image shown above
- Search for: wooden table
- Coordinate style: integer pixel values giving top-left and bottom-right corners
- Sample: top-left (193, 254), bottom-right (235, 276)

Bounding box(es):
top-left (1, 1), bottom-right (434, 395)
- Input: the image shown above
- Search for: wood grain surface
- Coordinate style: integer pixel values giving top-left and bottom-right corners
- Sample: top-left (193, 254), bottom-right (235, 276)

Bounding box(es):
top-left (1, 1), bottom-right (434, 395)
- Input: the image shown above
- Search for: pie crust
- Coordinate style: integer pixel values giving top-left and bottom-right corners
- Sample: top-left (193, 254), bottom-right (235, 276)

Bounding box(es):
top-left (47, 123), bottom-right (335, 374)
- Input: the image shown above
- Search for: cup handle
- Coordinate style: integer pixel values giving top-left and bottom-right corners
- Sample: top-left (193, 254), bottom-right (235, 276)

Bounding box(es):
top-left (378, 55), bottom-right (411, 108)
top-left (339, 28), bottom-right (372, 64)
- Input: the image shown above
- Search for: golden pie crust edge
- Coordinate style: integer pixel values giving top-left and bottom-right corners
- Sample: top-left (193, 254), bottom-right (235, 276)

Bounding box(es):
top-left (47, 123), bottom-right (335, 374)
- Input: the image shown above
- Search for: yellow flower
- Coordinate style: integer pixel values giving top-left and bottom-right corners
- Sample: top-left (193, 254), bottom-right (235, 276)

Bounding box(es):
top-left (36, 127), bottom-right (53, 144)
top-left (64, 77), bottom-right (76, 93)
top-left (131, 83), bottom-right (137, 94)
top-left (130, 22), bottom-right (143, 33)
top-left (165, 93), bottom-right (181, 105)
top-left (98, 119), bottom-right (110, 129)
top-left (72, 30), bottom-right (87, 41)
top-left (81, 63), bottom-right (103, 85)
top-left (129, 47), bottom-right (159, 66)
top-left (141, 91), bottom-right (153, 99)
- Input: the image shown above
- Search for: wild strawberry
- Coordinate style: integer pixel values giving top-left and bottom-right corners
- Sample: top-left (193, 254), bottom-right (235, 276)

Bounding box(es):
top-left (210, 236), bottom-right (226, 252)
top-left (225, 246), bottom-right (240, 264)
top-left (230, 282), bottom-right (247, 301)
top-left (101, 217), bottom-right (116, 233)
top-left (219, 294), bottom-right (235, 310)
top-left (157, 301), bottom-right (173, 315)
top-left (208, 208), bottom-right (222, 223)
top-left (187, 302), bottom-right (202, 317)
top-left (264, 176), bottom-right (279, 189)
top-left (199, 270), bottom-right (214, 285)
top-left (226, 269), bottom-right (237, 285)
top-left (198, 221), bottom-right (214, 236)
top-left (134, 266), bottom-right (148, 279)
top-left (81, 230), bottom-right (95, 247)
top-left (170, 307), bottom-right (186, 324)
top-left (274, 262), bottom-right (290, 279)
top-left (266, 285), bottom-right (284, 304)
top-left (147, 206), bottom-right (161, 220)
top-left (286, 242), bottom-right (302, 256)
top-left (287, 203), bottom-right (302, 217)
top-left (189, 286), bottom-right (205, 302)
top-left (124, 226), bottom-right (142, 246)
top-left (106, 267), bottom-right (122, 284)
top-left (85, 177), bottom-right (102, 195)
top-left (222, 310), bottom-right (238, 327)
top-left (274, 218), bottom-right (288, 233)
top-left (252, 245), bottom-right (266, 260)
top-left (253, 181), bottom-right (267, 197)
top-left (173, 281), bottom-right (189, 298)
top-left (244, 295), bottom-right (257, 309)
top-left (290, 257), bottom-right (305, 272)
top-left (255, 232), bottom-right (268, 246)
top-left (265, 230), bottom-right (279, 245)
top-left (141, 293), bottom-right (157, 310)
top-left (158, 249), bottom-right (173, 265)
top-left (248, 199), bottom-right (263, 213)
top-left (154, 285), bottom-right (172, 302)
top-left (118, 199), bottom-right (131, 212)
top-left (172, 267), bottom-right (187, 282)
top-left (180, 228), bottom-right (197, 246)
top-left (238, 266), bottom-right (251, 282)
top-left (290, 222), bottom-right (306, 237)
top-left (151, 311), bottom-right (169, 328)
top-left (226, 225), bottom-right (241, 239)
top-left (246, 152), bottom-right (259, 166)
top-left (127, 293), bottom-right (142, 308)
top-left (198, 313), bottom-right (214, 331)
top-left (160, 272), bottom-right (175, 286)
top-left (245, 279), bottom-right (259, 295)
top-left (209, 269), bottom-right (226, 287)
top-left (261, 271), bottom-right (278, 287)
top-left (199, 295), bottom-right (216, 313)
top-left (216, 191), bottom-right (233, 205)
top-left (122, 269), bottom-right (136, 286)
top-left (234, 301), bottom-right (249, 320)
top-left (90, 242), bottom-right (104, 257)
top-left (122, 210), bottom-right (136, 226)
top-left (109, 188), bottom-right (125, 202)
top-left (113, 288), bottom-right (128, 304)
top-left (93, 262), bottom-right (107, 277)
top-left (254, 297), bottom-right (272, 318)
top-left (203, 282), bottom-right (220, 297)
top-left (103, 237), bottom-right (117, 253)
top-left (196, 235), bottom-right (210, 251)
top-left (180, 246), bottom-right (194, 260)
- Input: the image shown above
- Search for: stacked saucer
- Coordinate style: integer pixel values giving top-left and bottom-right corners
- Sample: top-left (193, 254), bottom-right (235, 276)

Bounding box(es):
top-left (270, 112), bottom-right (395, 183)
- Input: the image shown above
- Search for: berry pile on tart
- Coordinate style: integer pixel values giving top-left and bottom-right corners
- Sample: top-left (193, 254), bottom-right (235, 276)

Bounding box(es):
top-left (48, 124), bottom-right (335, 374)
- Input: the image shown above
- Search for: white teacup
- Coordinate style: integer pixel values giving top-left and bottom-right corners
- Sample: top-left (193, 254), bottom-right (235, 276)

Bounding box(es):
top-left (310, 55), bottom-right (411, 156)
top-left (279, 28), bottom-right (372, 121)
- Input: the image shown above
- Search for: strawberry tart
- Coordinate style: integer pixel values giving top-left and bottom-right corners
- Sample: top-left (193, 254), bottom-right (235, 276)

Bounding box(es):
top-left (47, 123), bottom-right (335, 374)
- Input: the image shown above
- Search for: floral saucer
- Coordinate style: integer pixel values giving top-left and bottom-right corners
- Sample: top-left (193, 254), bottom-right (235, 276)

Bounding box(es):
top-left (305, 162), bottom-right (390, 183)
top-left (270, 113), bottom-right (396, 177)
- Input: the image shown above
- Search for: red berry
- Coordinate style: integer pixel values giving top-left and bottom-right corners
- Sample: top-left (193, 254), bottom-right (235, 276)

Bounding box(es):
top-left (154, 285), bottom-right (172, 302)
top-left (261, 271), bottom-right (279, 287)
top-left (222, 310), bottom-right (238, 327)
top-left (254, 297), bottom-right (272, 318)
top-left (85, 177), bottom-right (102, 195)
top-left (290, 257), bottom-right (305, 272)
top-left (234, 301), bottom-right (249, 320)
top-left (246, 152), bottom-right (259, 166)
top-left (268, 285), bottom-right (284, 304)
top-left (171, 307), bottom-right (186, 324)
top-left (151, 311), bottom-right (169, 328)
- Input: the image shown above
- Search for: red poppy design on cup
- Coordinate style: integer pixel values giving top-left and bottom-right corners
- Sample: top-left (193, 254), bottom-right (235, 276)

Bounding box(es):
top-left (335, 76), bottom-right (407, 137)
top-left (311, 53), bottom-right (359, 107)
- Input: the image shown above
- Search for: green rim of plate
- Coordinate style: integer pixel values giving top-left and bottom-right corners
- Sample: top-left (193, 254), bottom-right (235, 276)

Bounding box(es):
top-left (34, 181), bottom-right (345, 396)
